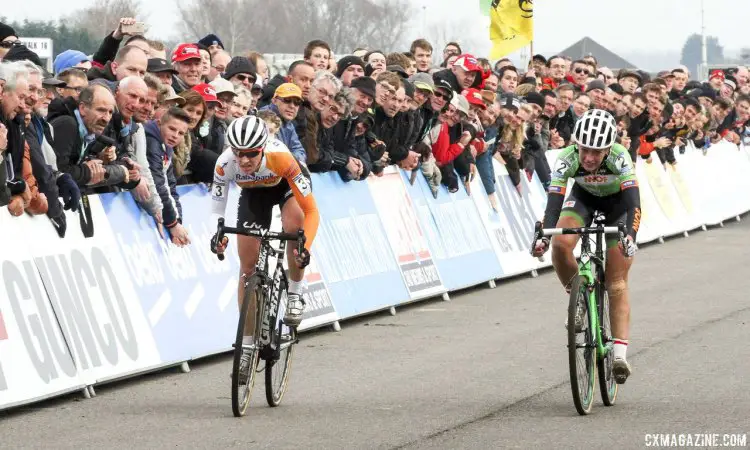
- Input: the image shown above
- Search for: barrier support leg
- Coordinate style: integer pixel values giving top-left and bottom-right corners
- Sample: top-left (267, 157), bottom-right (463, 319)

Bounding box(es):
top-left (683, 231), bottom-right (689, 238)
top-left (531, 270), bottom-right (539, 278)
top-left (488, 279), bottom-right (497, 289)
top-left (442, 292), bottom-right (451, 302)
top-left (81, 387), bottom-right (91, 399)
top-left (737, 215), bottom-right (742, 222)
top-left (331, 321), bottom-right (341, 332)
top-left (88, 385), bottom-right (96, 397)
top-left (658, 237), bottom-right (665, 244)
top-left (389, 306), bottom-right (397, 316)
top-left (719, 221), bottom-right (725, 228)
top-left (180, 362), bottom-right (191, 373)
top-left (701, 224), bottom-right (707, 231)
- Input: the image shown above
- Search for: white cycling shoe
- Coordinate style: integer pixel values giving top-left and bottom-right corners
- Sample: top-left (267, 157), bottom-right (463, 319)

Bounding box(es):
top-left (612, 357), bottom-right (632, 384)
top-left (284, 293), bottom-right (305, 327)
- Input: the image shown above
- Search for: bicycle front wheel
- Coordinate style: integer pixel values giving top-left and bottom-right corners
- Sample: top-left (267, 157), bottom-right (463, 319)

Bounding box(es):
top-left (265, 277), bottom-right (295, 407)
top-left (597, 287), bottom-right (618, 406)
top-left (568, 275), bottom-right (596, 415)
top-left (231, 274), bottom-right (263, 417)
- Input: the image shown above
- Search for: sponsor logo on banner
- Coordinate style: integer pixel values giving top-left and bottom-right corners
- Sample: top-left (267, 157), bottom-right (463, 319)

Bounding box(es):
top-left (368, 170), bottom-right (444, 299)
top-left (309, 172), bottom-right (408, 318)
top-left (401, 169), bottom-right (502, 290)
top-left (102, 187), bottom-right (241, 363)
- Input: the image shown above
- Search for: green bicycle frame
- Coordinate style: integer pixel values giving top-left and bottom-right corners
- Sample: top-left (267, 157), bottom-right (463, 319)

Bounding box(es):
top-left (577, 232), bottom-right (612, 361)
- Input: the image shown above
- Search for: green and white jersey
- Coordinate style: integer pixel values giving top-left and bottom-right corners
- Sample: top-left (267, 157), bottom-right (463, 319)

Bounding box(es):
top-left (548, 143), bottom-right (638, 197)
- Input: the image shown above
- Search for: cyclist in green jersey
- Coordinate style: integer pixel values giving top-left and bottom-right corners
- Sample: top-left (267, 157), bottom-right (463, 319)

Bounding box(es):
top-left (532, 109), bottom-right (641, 384)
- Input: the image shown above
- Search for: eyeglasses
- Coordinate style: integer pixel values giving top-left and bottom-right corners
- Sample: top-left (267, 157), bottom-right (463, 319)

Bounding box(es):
top-left (231, 148), bottom-right (262, 158)
top-left (0, 40), bottom-right (20, 49)
top-left (64, 86), bottom-right (85, 93)
top-left (234, 74), bottom-right (255, 83)
top-left (280, 97), bottom-right (302, 107)
top-left (574, 67), bottom-right (590, 76)
top-left (433, 91), bottom-right (449, 100)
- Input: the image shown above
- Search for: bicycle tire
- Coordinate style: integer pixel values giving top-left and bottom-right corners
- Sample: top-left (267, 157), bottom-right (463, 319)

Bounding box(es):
top-left (597, 287), bottom-right (618, 406)
top-left (265, 269), bottom-right (295, 407)
top-left (568, 275), bottom-right (596, 416)
top-left (231, 274), bottom-right (263, 417)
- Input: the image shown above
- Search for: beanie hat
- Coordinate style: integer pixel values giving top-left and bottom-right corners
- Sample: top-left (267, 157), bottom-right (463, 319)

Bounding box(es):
top-left (0, 23), bottom-right (17, 42)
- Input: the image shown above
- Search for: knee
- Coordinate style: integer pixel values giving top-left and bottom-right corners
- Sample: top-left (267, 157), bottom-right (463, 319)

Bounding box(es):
top-left (606, 279), bottom-right (628, 300)
top-left (552, 235), bottom-right (576, 254)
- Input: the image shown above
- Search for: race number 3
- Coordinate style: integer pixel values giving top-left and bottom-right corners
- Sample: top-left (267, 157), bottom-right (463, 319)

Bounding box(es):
top-left (293, 173), bottom-right (312, 197)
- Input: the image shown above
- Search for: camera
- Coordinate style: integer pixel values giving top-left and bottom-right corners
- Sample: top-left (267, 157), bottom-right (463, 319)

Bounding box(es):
top-left (365, 131), bottom-right (386, 159)
top-left (462, 121), bottom-right (478, 141)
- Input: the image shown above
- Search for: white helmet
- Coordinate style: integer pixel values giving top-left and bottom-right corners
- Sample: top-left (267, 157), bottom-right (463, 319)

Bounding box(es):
top-left (573, 109), bottom-right (617, 150)
top-left (226, 115), bottom-right (269, 150)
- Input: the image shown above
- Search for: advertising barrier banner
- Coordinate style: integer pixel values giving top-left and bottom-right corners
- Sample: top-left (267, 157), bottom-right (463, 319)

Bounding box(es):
top-left (0, 211), bottom-right (86, 410)
top-left (368, 169), bottom-right (446, 300)
top-left (25, 198), bottom-right (163, 385)
top-left (101, 187), bottom-right (238, 364)
top-left (310, 172), bottom-right (409, 319)
top-left (399, 169), bottom-right (503, 290)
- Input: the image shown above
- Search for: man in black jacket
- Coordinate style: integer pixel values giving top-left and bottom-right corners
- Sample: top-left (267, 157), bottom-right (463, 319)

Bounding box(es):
top-left (48, 84), bottom-right (136, 192)
top-left (372, 72), bottom-right (419, 170)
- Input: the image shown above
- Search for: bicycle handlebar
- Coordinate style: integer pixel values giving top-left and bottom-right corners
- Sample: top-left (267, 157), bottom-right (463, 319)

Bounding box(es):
top-left (529, 221), bottom-right (628, 256)
top-left (214, 218), bottom-right (306, 261)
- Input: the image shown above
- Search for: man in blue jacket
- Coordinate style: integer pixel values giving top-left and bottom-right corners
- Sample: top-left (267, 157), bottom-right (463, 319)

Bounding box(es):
top-left (145, 107), bottom-right (192, 247)
top-left (260, 83), bottom-right (307, 164)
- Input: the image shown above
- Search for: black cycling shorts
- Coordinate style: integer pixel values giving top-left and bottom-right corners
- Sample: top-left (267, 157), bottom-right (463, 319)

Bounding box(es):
top-left (237, 181), bottom-right (294, 231)
top-left (560, 184), bottom-right (627, 248)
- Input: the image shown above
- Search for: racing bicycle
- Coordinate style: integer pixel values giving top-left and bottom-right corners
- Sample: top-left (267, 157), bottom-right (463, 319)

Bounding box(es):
top-left (214, 218), bottom-right (305, 417)
top-left (531, 216), bottom-right (627, 415)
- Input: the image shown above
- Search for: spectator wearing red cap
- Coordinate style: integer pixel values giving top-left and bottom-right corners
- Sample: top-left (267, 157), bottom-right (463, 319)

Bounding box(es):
top-left (172, 43), bottom-right (203, 94)
top-left (709, 70), bottom-right (725, 92)
top-left (433, 54), bottom-right (487, 95)
top-left (184, 83), bottom-right (223, 182)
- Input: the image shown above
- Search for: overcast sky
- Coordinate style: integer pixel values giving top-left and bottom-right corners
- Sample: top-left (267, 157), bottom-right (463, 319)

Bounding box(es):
top-left (1, 0), bottom-right (746, 57)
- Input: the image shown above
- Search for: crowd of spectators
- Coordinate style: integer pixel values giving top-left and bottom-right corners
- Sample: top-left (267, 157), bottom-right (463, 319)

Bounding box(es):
top-left (2, 18), bottom-right (749, 243)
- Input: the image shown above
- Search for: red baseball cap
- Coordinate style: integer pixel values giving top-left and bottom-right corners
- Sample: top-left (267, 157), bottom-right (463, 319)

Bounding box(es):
top-left (453, 54), bottom-right (482, 73)
top-left (709, 70), bottom-right (725, 82)
top-left (172, 43), bottom-right (202, 63)
top-left (192, 83), bottom-right (220, 104)
top-left (462, 88), bottom-right (486, 109)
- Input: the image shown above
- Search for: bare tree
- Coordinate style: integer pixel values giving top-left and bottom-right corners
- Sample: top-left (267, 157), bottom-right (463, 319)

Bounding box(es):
top-left (423, 17), bottom-right (484, 64)
top-left (70, 0), bottom-right (143, 40)
top-left (174, 0), bottom-right (413, 55)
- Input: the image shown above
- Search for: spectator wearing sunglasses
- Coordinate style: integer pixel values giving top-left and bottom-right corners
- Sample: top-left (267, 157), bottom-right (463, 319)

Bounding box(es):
top-left (223, 56), bottom-right (257, 92)
top-left (0, 23), bottom-right (19, 61)
top-left (568, 60), bottom-right (591, 91)
top-left (260, 83), bottom-right (307, 164)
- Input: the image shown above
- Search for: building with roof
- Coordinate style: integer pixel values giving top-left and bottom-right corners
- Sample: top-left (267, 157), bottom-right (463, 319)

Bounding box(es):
top-left (558, 37), bottom-right (637, 70)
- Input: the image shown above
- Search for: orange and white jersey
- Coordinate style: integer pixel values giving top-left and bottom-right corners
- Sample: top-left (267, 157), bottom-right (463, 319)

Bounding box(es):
top-left (210, 140), bottom-right (319, 249)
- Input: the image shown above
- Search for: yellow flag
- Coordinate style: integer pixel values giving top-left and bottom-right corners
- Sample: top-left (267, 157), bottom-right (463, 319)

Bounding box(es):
top-left (489, 0), bottom-right (534, 59)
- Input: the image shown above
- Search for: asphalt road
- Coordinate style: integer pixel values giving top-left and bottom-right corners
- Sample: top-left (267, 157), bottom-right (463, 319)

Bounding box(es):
top-left (2, 218), bottom-right (750, 449)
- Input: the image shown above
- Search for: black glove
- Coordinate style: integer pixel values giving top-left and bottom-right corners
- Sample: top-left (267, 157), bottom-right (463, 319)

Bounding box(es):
top-left (210, 233), bottom-right (228, 254)
top-left (7, 179), bottom-right (27, 196)
top-left (57, 173), bottom-right (81, 211)
top-left (295, 247), bottom-right (311, 269)
top-left (49, 212), bottom-right (67, 238)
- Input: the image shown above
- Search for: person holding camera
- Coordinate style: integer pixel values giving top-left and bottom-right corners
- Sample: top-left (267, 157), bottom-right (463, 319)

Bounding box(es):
top-left (48, 84), bottom-right (138, 192)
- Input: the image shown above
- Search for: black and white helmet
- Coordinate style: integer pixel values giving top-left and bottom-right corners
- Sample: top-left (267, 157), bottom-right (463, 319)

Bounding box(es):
top-left (573, 109), bottom-right (617, 150)
top-left (226, 115), bottom-right (269, 150)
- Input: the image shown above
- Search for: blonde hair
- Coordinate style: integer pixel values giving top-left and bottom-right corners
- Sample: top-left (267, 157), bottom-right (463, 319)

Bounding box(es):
top-left (514, 83), bottom-right (536, 96)
top-left (257, 110), bottom-right (281, 136)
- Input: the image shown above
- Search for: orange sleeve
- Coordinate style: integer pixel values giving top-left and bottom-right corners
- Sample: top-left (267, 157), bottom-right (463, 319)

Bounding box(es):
top-left (22, 142), bottom-right (48, 215)
top-left (268, 152), bottom-right (319, 251)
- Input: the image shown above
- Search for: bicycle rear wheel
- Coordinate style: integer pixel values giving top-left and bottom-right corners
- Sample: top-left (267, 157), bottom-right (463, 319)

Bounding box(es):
top-left (231, 274), bottom-right (263, 417)
top-left (568, 275), bottom-right (596, 415)
top-left (265, 274), bottom-right (295, 407)
top-left (597, 287), bottom-right (618, 406)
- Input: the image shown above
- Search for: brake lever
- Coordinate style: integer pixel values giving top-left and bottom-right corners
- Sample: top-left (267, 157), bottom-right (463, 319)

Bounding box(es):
top-left (296, 229), bottom-right (306, 256)
top-left (216, 218), bottom-right (225, 261)
top-left (529, 221), bottom-right (543, 256)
